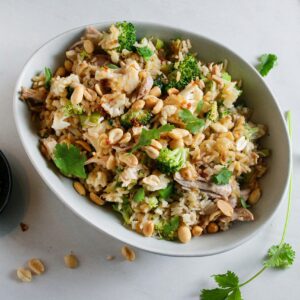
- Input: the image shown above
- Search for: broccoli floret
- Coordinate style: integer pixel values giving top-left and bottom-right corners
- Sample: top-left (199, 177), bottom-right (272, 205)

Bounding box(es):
top-left (207, 102), bottom-right (219, 122)
top-left (166, 55), bottom-right (200, 90)
top-left (120, 110), bottom-right (152, 128)
top-left (156, 148), bottom-right (188, 174)
top-left (112, 199), bottom-right (133, 225)
top-left (116, 21), bottom-right (136, 51)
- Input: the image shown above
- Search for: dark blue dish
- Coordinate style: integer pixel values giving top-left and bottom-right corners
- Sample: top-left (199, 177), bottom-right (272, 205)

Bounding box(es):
top-left (0, 151), bottom-right (12, 213)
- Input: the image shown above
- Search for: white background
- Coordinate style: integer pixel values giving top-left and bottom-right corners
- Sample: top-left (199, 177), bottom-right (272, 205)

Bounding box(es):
top-left (0, 1), bottom-right (300, 299)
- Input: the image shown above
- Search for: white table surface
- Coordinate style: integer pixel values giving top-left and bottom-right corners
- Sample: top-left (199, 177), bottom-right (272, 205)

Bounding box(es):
top-left (0, 0), bottom-right (300, 299)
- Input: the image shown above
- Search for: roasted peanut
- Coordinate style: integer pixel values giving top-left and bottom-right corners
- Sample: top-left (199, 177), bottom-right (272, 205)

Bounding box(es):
top-left (17, 268), bottom-right (32, 282)
top-left (64, 253), bottom-right (78, 269)
top-left (207, 222), bottom-right (219, 234)
top-left (142, 221), bottom-right (154, 237)
top-left (121, 246), bottom-right (136, 261)
top-left (83, 39), bottom-right (94, 54)
top-left (144, 146), bottom-right (160, 159)
top-left (178, 225), bottom-right (192, 243)
top-left (108, 128), bottom-right (123, 144)
top-left (73, 181), bottom-right (86, 196)
top-left (132, 100), bottom-right (145, 111)
top-left (149, 86), bottom-right (161, 97)
top-left (248, 188), bottom-right (261, 205)
top-left (217, 200), bottom-right (233, 217)
top-left (192, 226), bottom-right (203, 237)
top-left (168, 128), bottom-right (189, 140)
top-left (71, 85), bottom-right (84, 105)
top-left (27, 258), bottom-right (45, 275)
top-left (152, 99), bottom-right (163, 114)
top-left (90, 192), bottom-right (104, 206)
top-left (169, 138), bottom-right (184, 149)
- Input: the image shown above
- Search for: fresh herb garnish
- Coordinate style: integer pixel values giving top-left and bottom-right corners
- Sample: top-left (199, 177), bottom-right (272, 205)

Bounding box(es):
top-left (136, 46), bottom-right (154, 61)
top-left (63, 101), bottom-right (83, 116)
top-left (212, 168), bottom-right (232, 185)
top-left (240, 197), bottom-right (250, 209)
top-left (133, 188), bottom-right (145, 202)
top-left (155, 38), bottom-right (164, 50)
top-left (257, 53), bottom-right (278, 77)
top-left (53, 143), bottom-right (87, 179)
top-left (44, 67), bottom-right (52, 90)
top-left (131, 124), bottom-right (175, 152)
top-left (196, 100), bottom-right (204, 114)
top-left (179, 109), bottom-right (205, 134)
top-left (200, 111), bottom-right (295, 300)
top-left (107, 63), bottom-right (119, 69)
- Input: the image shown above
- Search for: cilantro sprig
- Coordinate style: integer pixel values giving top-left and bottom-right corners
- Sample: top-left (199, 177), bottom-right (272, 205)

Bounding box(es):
top-left (179, 109), bottom-right (205, 134)
top-left (44, 67), bottom-right (52, 90)
top-left (212, 168), bottom-right (232, 185)
top-left (53, 143), bottom-right (87, 179)
top-left (200, 111), bottom-right (295, 300)
top-left (257, 53), bottom-right (278, 77)
top-left (131, 124), bottom-right (175, 152)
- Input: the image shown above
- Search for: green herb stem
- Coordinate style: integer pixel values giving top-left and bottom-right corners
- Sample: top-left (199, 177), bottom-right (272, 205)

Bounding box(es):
top-left (239, 266), bottom-right (267, 288)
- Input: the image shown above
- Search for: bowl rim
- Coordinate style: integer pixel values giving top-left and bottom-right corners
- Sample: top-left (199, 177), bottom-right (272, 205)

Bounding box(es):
top-left (13, 21), bottom-right (291, 257)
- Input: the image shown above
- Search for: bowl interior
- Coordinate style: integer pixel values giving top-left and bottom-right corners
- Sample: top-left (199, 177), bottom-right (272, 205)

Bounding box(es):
top-left (0, 151), bottom-right (12, 213)
top-left (13, 22), bottom-right (290, 256)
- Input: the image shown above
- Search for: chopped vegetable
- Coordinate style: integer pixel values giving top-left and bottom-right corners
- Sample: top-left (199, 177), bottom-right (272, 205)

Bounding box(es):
top-left (106, 63), bottom-right (119, 69)
top-left (148, 196), bottom-right (158, 209)
top-left (116, 21), bottom-right (136, 51)
top-left (179, 109), bottom-right (205, 133)
top-left (212, 168), bottom-right (232, 185)
top-left (257, 148), bottom-right (271, 158)
top-left (166, 54), bottom-right (200, 90)
top-left (158, 183), bottom-right (174, 200)
top-left (196, 100), bottom-right (204, 114)
top-left (132, 124), bottom-right (175, 152)
top-left (113, 199), bottom-right (133, 224)
top-left (133, 188), bottom-right (145, 202)
top-left (155, 38), bottom-right (164, 50)
top-left (136, 46), bottom-right (154, 61)
top-left (221, 72), bottom-right (231, 81)
top-left (156, 148), bottom-right (188, 174)
top-left (63, 101), bottom-right (83, 116)
top-left (120, 110), bottom-right (152, 128)
top-left (207, 102), bottom-right (219, 122)
top-left (44, 67), bottom-right (52, 90)
top-left (80, 112), bottom-right (101, 126)
top-left (156, 215), bottom-right (180, 240)
top-left (53, 143), bottom-right (87, 179)
top-left (257, 53), bottom-right (278, 77)
top-left (80, 50), bottom-right (89, 60)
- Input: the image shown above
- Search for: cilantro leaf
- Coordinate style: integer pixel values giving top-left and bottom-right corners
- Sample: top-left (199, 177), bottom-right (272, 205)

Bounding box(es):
top-left (212, 168), bottom-right (232, 185)
top-left (158, 183), bottom-right (174, 200)
top-left (196, 100), bottom-right (204, 114)
top-left (179, 109), bottom-right (205, 134)
top-left (137, 46), bottom-right (153, 61)
top-left (133, 188), bottom-right (145, 202)
top-left (132, 124), bottom-right (175, 152)
top-left (240, 197), bottom-right (250, 209)
top-left (107, 63), bottom-right (119, 69)
top-left (200, 288), bottom-right (231, 300)
top-left (53, 143), bottom-right (87, 179)
top-left (264, 243), bottom-right (295, 268)
top-left (213, 271), bottom-right (239, 288)
top-left (44, 67), bottom-right (52, 90)
top-left (226, 288), bottom-right (242, 300)
top-left (257, 53), bottom-right (278, 77)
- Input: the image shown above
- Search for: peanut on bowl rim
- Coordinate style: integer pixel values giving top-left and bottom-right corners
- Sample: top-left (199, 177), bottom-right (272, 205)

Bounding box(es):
top-left (13, 21), bottom-right (291, 257)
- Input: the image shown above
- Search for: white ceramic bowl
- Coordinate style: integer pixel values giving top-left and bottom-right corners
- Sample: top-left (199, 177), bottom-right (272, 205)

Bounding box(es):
top-left (13, 22), bottom-right (291, 256)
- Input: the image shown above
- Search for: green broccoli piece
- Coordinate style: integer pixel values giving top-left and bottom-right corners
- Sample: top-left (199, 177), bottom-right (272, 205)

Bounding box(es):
top-left (207, 102), bottom-right (219, 122)
top-left (120, 110), bottom-right (152, 128)
top-left (166, 55), bottom-right (200, 90)
top-left (156, 148), bottom-right (188, 174)
top-left (112, 199), bottom-right (133, 225)
top-left (116, 21), bottom-right (136, 51)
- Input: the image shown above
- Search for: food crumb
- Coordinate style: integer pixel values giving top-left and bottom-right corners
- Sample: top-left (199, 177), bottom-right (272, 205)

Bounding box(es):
top-left (20, 222), bottom-right (29, 232)
top-left (64, 253), bottom-right (79, 269)
top-left (106, 255), bottom-right (115, 261)
top-left (17, 268), bottom-right (32, 282)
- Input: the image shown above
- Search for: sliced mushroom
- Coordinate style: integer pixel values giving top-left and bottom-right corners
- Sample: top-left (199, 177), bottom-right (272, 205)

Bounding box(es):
top-left (136, 75), bottom-right (153, 99)
top-left (233, 208), bottom-right (254, 221)
top-left (174, 172), bottom-right (232, 199)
